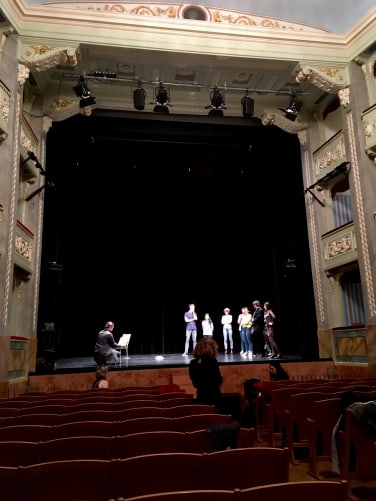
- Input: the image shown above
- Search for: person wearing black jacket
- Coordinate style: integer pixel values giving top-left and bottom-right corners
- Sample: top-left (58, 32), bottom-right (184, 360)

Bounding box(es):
top-left (251, 300), bottom-right (266, 357)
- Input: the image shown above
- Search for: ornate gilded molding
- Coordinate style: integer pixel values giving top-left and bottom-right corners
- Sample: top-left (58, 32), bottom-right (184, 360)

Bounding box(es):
top-left (18, 43), bottom-right (79, 72)
top-left (0, 24), bottom-right (15, 59)
top-left (18, 63), bottom-right (30, 86)
top-left (295, 64), bottom-right (349, 94)
top-left (347, 111), bottom-right (376, 318)
top-left (261, 109), bottom-right (306, 136)
top-left (313, 131), bottom-right (347, 178)
top-left (0, 80), bottom-right (10, 142)
top-left (362, 104), bottom-right (376, 161)
top-left (47, 3), bottom-right (328, 32)
top-left (14, 220), bottom-right (33, 275)
top-left (322, 223), bottom-right (357, 272)
top-left (338, 87), bottom-right (350, 108)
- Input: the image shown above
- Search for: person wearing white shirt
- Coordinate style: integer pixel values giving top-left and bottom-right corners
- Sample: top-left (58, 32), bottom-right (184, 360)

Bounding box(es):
top-left (202, 313), bottom-right (214, 339)
top-left (221, 307), bottom-right (233, 354)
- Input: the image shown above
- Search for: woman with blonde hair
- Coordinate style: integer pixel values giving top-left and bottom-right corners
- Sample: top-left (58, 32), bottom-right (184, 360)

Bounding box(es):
top-left (92, 364), bottom-right (109, 388)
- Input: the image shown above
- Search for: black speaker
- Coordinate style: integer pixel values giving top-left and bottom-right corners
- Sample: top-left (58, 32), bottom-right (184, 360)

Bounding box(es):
top-left (242, 96), bottom-right (254, 117)
top-left (133, 88), bottom-right (146, 110)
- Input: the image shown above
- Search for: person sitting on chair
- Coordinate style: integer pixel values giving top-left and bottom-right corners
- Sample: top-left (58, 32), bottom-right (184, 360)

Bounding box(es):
top-left (94, 321), bottom-right (120, 365)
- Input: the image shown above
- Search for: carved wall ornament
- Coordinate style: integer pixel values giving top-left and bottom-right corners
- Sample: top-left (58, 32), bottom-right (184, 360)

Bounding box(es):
top-left (0, 25), bottom-right (15, 58)
top-left (362, 105), bottom-right (376, 161)
top-left (48, 2), bottom-right (328, 32)
top-left (295, 64), bottom-right (349, 94)
top-left (262, 109), bottom-right (306, 134)
top-left (0, 80), bottom-right (10, 141)
top-left (314, 135), bottom-right (346, 176)
top-left (15, 235), bottom-right (32, 261)
top-left (327, 235), bottom-right (354, 257)
top-left (19, 44), bottom-right (79, 72)
top-left (18, 63), bottom-right (30, 86)
top-left (338, 87), bottom-right (350, 108)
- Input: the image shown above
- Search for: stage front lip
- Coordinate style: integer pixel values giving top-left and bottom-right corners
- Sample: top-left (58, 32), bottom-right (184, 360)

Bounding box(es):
top-left (33, 352), bottom-right (306, 375)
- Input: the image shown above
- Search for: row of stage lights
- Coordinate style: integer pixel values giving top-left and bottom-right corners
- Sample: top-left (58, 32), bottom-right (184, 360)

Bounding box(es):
top-left (73, 74), bottom-right (303, 121)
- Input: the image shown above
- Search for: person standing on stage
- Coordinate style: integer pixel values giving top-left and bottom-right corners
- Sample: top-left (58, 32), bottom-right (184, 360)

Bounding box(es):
top-left (202, 313), bottom-right (214, 339)
top-left (189, 337), bottom-right (223, 408)
top-left (238, 306), bottom-right (253, 356)
top-left (221, 307), bottom-right (233, 354)
top-left (183, 303), bottom-right (198, 356)
top-left (94, 321), bottom-right (120, 365)
top-left (263, 301), bottom-right (281, 359)
top-left (251, 300), bottom-right (266, 357)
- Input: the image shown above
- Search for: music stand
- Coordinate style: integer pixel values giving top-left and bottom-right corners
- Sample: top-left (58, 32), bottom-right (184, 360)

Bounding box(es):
top-left (117, 333), bottom-right (131, 367)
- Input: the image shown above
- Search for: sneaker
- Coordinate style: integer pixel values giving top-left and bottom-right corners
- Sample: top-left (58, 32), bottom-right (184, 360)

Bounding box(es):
top-left (248, 352), bottom-right (253, 357)
top-left (240, 351), bottom-right (244, 355)
top-left (182, 352), bottom-right (188, 356)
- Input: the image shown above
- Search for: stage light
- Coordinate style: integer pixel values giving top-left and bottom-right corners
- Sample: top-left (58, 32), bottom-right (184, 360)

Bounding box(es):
top-left (279, 91), bottom-right (302, 122)
top-left (241, 92), bottom-right (254, 117)
top-left (133, 81), bottom-right (146, 111)
top-left (152, 82), bottom-right (171, 113)
top-left (73, 76), bottom-right (96, 116)
top-left (205, 86), bottom-right (226, 116)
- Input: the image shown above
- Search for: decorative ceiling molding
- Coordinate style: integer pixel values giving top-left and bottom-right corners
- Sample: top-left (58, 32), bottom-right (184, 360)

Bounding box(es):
top-left (295, 64), bottom-right (349, 93)
top-left (18, 43), bottom-right (79, 72)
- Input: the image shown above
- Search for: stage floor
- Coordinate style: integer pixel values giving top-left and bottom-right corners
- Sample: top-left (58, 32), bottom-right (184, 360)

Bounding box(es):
top-left (47, 352), bottom-right (303, 374)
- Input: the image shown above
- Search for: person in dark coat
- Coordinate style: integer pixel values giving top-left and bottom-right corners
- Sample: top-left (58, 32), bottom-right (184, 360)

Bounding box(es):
top-left (189, 337), bottom-right (223, 410)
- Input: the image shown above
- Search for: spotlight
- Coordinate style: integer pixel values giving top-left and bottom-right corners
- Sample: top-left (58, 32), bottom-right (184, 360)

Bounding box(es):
top-left (279, 91), bottom-right (302, 122)
top-left (241, 91), bottom-right (254, 118)
top-left (152, 82), bottom-right (171, 113)
top-left (205, 86), bottom-right (226, 116)
top-left (133, 81), bottom-right (146, 111)
top-left (73, 76), bottom-right (96, 116)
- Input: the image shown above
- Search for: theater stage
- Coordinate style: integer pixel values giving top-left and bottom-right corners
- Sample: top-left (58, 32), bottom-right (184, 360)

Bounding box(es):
top-left (44, 352), bottom-right (304, 375)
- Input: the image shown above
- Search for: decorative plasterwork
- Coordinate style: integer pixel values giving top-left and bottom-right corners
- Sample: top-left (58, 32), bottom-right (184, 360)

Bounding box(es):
top-left (47, 98), bottom-right (79, 122)
top-left (362, 103), bottom-right (376, 161)
top-left (322, 222), bottom-right (357, 272)
top-left (295, 64), bottom-right (349, 94)
top-left (312, 130), bottom-right (347, 179)
top-left (0, 80), bottom-right (10, 142)
top-left (43, 2), bottom-right (328, 33)
top-left (14, 220), bottom-right (34, 275)
top-left (20, 116), bottom-right (39, 180)
top-left (261, 110), bottom-right (306, 137)
top-left (0, 23), bottom-right (15, 59)
top-left (18, 43), bottom-right (79, 72)
top-left (18, 63), bottom-right (30, 86)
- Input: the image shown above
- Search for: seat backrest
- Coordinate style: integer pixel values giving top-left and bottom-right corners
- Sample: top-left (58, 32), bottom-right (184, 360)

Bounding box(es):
top-left (59, 409), bottom-right (115, 423)
top-left (238, 480), bottom-right (349, 501)
top-left (115, 406), bottom-right (165, 421)
top-left (164, 404), bottom-right (215, 418)
top-left (20, 459), bottom-right (112, 501)
top-left (67, 401), bottom-right (116, 412)
top-left (174, 413), bottom-right (232, 432)
top-left (0, 441), bottom-right (41, 467)
top-left (51, 420), bottom-right (114, 439)
top-left (40, 435), bottom-right (112, 462)
top-left (0, 424), bottom-right (53, 442)
top-left (1, 413), bottom-right (63, 427)
top-left (0, 407), bottom-right (21, 418)
top-left (201, 447), bottom-right (290, 490)
top-left (0, 465), bottom-right (23, 501)
top-left (19, 404), bottom-right (69, 415)
top-left (111, 453), bottom-right (203, 499)
top-left (112, 430), bottom-right (187, 458)
top-left (119, 490), bottom-right (235, 501)
top-left (114, 416), bottom-right (175, 436)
